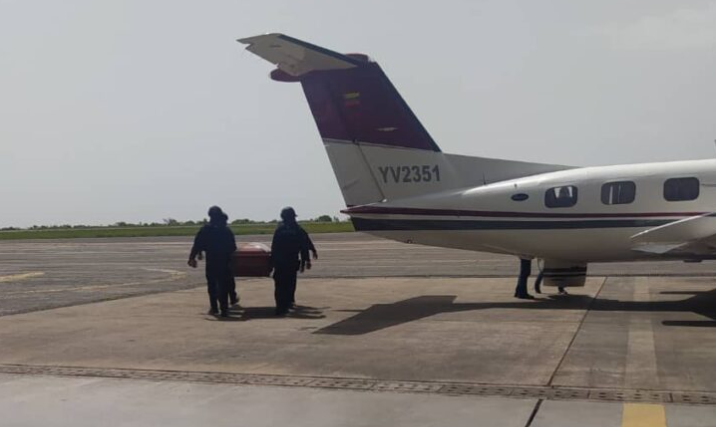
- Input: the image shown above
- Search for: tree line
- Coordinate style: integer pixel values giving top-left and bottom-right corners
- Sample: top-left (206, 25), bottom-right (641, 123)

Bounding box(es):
top-left (0, 215), bottom-right (344, 232)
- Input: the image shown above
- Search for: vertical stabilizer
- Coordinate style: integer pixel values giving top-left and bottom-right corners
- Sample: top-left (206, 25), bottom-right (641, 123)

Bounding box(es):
top-left (239, 34), bottom-right (572, 207)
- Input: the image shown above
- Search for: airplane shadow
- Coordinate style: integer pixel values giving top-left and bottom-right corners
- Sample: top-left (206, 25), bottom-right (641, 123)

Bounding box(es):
top-left (315, 289), bottom-right (716, 336)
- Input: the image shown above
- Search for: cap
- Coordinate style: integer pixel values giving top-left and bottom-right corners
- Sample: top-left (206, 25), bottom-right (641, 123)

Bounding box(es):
top-left (208, 205), bottom-right (224, 219)
top-left (280, 206), bottom-right (297, 220)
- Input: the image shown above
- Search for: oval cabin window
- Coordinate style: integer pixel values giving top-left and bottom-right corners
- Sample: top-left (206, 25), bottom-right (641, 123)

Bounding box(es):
top-left (511, 193), bottom-right (529, 202)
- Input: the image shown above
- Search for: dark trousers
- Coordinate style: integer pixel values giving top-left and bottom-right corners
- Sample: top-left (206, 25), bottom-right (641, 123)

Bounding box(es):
top-left (206, 265), bottom-right (232, 312)
top-left (228, 276), bottom-right (238, 304)
top-left (514, 258), bottom-right (532, 297)
top-left (273, 267), bottom-right (297, 314)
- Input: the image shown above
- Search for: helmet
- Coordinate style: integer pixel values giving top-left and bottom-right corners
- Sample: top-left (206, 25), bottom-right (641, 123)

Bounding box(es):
top-left (208, 205), bottom-right (224, 219)
top-left (280, 206), bottom-right (297, 221)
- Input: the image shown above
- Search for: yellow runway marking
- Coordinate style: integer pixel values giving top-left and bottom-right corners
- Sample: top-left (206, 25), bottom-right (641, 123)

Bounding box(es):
top-left (622, 403), bottom-right (667, 427)
top-left (0, 272), bottom-right (45, 283)
top-left (625, 279), bottom-right (659, 389)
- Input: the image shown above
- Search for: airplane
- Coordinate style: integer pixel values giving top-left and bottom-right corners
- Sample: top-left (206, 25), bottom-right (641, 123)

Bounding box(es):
top-left (238, 33), bottom-right (716, 298)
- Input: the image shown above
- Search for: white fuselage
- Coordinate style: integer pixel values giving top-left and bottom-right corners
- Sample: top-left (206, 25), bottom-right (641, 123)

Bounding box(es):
top-left (346, 159), bottom-right (716, 263)
top-left (239, 33), bottom-right (716, 269)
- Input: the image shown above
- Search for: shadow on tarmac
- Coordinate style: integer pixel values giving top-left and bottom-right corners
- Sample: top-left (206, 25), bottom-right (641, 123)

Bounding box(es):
top-left (315, 288), bottom-right (716, 335)
top-left (237, 305), bottom-right (326, 321)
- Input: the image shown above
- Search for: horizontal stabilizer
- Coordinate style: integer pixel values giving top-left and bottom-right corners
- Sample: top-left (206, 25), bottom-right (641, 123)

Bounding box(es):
top-left (238, 33), bottom-right (361, 77)
top-left (631, 243), bottom-right (687, 255)
top-left (631, 213), bottom-right (716, 255)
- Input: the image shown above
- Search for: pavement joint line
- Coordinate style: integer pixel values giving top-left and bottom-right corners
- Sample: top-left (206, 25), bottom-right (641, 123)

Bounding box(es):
top-left (524, 399), bottom-right (543, 427)
top-left (3, 364), bottom-right (716, 406)
top-left (546, 276), bottom-right (608, 387)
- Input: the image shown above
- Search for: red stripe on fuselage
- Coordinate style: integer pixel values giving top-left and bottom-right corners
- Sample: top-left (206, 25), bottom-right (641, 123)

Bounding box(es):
top-left (341, 205), bottom-right (706, 219)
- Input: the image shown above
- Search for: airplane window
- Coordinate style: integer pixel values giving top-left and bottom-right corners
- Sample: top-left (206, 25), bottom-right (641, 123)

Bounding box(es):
top-left (601, 181), bottom-right (636, 205)
top-left (511, 193), bottom-right (529, 201)
top-left (545, 186), bottom-right (578, 208)
top-left (664, 177), bottom-right (700, 202)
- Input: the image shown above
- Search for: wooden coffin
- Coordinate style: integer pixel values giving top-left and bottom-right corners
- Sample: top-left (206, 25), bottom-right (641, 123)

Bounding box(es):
top-left (232, 243), bottom-right (272, 277)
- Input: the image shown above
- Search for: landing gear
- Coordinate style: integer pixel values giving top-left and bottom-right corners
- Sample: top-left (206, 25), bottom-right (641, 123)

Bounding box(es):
top-left (514, 258), bottom-right (535, 299)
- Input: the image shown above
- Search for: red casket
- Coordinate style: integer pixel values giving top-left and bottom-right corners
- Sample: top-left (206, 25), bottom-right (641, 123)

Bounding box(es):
top-left (232, 243), bottom-right (272, 277)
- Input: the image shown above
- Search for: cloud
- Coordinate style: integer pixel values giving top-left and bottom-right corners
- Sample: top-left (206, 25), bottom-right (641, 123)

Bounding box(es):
top-left (596, 3), bottom-right (716, 50)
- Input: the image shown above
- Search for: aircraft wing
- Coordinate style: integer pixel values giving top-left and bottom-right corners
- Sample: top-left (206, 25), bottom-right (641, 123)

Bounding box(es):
top-left (631, 213), bottom-right (716, 255)
top-left (238, 33), bottom-right (361, 77)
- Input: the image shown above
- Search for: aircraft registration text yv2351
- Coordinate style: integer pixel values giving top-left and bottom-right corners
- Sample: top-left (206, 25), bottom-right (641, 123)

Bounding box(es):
top-left (378, 165), bottom-right (441, 184)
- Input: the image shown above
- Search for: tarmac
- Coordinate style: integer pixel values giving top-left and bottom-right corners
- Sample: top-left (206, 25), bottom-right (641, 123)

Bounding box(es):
top-left (2, 232), bottom-right (716, 426)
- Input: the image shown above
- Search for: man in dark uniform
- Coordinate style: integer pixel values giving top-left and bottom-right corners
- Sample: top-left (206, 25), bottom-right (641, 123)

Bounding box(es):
top-left (270, 207), bottom-right (310, 316)
top-left (291, 220), bottom-right (316, 308)
top-left (188, 206), bottom-right (237, 317)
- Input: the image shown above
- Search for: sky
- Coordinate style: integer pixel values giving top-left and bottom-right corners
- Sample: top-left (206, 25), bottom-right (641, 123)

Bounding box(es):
top-left (1, 0), bottom-right (715, 228)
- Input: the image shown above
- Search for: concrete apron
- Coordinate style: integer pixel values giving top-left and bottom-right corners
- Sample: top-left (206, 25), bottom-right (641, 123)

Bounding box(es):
top-left (1, 276), bottom-right (716, 398)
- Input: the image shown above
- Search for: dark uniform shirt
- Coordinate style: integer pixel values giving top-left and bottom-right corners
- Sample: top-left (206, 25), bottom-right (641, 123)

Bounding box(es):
top-left (190, 223), bottom-right (237, 271)
top-left (271, 222), bottom-right (310, 270)
top-left (306, 234), bottom-right (316, 256)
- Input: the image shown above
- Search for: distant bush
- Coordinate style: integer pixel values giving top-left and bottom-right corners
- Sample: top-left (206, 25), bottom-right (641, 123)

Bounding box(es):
top-left (1, 213), bottom-right (351, 233)
top-left (231, 218), bottom-right (256, 225)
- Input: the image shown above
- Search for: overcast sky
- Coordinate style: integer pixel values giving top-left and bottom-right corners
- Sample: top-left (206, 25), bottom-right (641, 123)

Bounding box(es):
top-left (1, 0), bottom-right (715, 227)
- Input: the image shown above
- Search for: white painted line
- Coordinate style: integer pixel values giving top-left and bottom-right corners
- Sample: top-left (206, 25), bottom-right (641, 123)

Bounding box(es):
top-left (0, 272), bottom-right (44, 283)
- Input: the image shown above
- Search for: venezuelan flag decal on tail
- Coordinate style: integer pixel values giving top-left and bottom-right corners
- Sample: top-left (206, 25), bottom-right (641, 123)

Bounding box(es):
top-left (343, 92), bottom-right (361, 107)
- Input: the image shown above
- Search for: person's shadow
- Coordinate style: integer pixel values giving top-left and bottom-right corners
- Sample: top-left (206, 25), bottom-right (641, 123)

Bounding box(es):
top-left (202, 310), bottom-right (245, 322)
top-left (237, 305), bottom-right (326, 321)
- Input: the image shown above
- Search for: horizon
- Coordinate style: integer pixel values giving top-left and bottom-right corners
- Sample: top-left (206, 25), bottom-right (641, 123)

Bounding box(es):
top-left (0, 213), bottom-right (347, 230)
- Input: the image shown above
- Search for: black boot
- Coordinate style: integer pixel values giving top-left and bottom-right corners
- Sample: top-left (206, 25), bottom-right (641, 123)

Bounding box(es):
top-left (208, 292), bottom-right (219, 314)
top-left (219, 300), bottom-right (229, 317)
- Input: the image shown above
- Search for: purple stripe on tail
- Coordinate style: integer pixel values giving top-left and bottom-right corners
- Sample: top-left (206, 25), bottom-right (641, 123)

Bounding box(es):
top-left (299, 62), bottom-right (441, 152)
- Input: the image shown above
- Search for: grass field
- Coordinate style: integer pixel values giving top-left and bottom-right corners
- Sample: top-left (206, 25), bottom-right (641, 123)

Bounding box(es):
top-left (0, 222), bottom-right (354, 241)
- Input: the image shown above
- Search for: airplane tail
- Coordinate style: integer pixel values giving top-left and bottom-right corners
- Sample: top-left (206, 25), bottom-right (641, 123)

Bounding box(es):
top-left (239, 34), bottom-right (571, 207)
